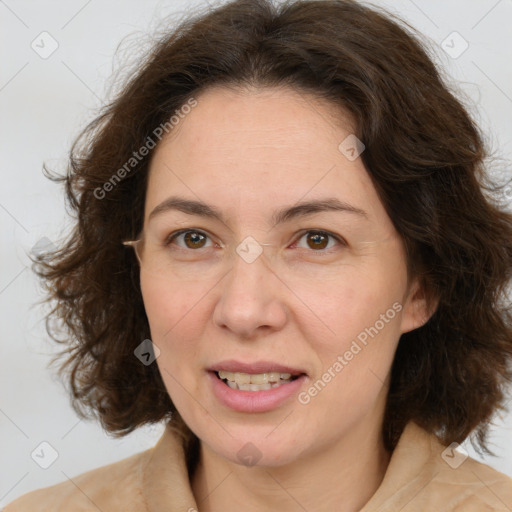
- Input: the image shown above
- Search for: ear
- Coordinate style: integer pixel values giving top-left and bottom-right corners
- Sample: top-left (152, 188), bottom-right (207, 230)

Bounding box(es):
top-left (399, 277), bottom-right (438, 334)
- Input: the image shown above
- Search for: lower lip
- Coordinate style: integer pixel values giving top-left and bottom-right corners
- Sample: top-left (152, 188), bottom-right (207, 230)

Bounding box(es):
top-left (208, 371), bottom-right (307, 413)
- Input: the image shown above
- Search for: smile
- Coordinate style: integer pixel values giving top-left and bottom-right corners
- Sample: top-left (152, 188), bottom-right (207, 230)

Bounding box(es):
top-left (217, 370), bottom-right (299, 391)
top-left (208, 370), bottom-right (307, 413)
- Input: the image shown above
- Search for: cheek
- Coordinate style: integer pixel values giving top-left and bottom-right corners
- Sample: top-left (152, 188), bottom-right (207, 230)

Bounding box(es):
top-left (305, 287), bottom-right (402, 417)
top-left (141, 276), bottom-right (206, 407)
top-left (140, 273), bottom-right (210, 336)
top-left (299, 265), bottom-right (406, 411)
top-left (304, 265), bottom-right (405, 348)
top-left (140, 274), bottom-right (211, 384)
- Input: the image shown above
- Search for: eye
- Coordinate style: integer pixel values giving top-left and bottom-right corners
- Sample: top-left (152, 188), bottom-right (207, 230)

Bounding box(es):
top-left (293, 230), bottom-right (345, 252)
top-left (165, 229), bottom-right (216, 250)
top-left (164, 228), bottom-right (345, 253)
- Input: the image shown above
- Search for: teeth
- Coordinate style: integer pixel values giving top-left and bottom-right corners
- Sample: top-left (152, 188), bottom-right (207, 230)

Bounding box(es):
top-left (268, 372), bottom-right (280, 382)
top-left (246, 373), bottom-right (267, 385)
top-left (217, 370), bottom-right (300, 391)
top-left (234, 372), bottom-right (251, 385)
top-left (232, 381), bottom-right (282, 391)
top-left (218, 370), bottom-right (234, 381)
top-left (218, 370), bottom-right (297, 385)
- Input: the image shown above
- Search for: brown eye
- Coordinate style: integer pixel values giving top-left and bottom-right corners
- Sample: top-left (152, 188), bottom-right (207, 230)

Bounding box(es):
top-left (306, 232), bottom-right (329, 250)
top-left (295, 230), bottom-right (344, 252)
top-left (167, 230), bottom-right (212, 250)
top-left (183, 231), bottom-right (207, 249)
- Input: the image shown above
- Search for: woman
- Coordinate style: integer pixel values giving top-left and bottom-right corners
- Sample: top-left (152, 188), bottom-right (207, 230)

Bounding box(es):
top-left (6, 0), bottom-right (512, 510)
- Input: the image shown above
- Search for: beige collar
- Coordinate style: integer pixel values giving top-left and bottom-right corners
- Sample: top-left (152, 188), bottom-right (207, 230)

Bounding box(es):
top-left (141, 420), bottom-right (511, 511)
top-left (142, 423), bottom-right (199, 512)
top-left (359, 421), bottom-right (438, 511)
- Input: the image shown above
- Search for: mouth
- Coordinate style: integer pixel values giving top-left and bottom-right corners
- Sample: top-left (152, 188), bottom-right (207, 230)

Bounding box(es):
top-left (207, 362), bottom-right (308, 412)
top-left (214, 370), bottom-right (302, 391)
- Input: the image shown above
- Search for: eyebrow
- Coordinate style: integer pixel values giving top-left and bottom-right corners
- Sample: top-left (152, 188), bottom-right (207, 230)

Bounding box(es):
top-left (148, 196), bottom-right (368, 226)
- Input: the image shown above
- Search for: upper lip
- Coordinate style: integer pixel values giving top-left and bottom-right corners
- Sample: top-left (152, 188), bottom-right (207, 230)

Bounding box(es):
top-left (209, 360), bottom-right (307, 375)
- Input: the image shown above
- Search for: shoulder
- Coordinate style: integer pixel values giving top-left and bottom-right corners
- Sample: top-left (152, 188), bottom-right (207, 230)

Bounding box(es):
top-left (410, 426), bottom-right (512, 511)
top-left (371, 422), bottom-right (512, 511)
top-left (3, 448), bottom-right (152, 512)
top-left (425, 452), bottom-right (512, 511)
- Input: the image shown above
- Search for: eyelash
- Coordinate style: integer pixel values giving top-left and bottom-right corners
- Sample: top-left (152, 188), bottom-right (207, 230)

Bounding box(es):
top-left (164, 228), bottom-right (346, 254)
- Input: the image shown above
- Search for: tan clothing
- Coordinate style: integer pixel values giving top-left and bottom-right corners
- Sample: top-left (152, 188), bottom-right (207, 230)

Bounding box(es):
top-left (5, 421), bottom-right (512, 511)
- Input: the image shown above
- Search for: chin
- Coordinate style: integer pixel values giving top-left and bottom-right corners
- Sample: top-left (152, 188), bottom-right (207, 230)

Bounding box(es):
top-left (200, 429), bottom-right (307, 468)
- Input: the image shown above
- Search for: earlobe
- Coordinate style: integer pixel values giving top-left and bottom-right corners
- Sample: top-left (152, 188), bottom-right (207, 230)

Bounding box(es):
top-left (400, 278), bottom-right (438, 334)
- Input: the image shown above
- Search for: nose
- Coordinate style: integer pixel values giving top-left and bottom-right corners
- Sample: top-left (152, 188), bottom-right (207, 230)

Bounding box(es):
top-left (212, 246), bottom-right (288, 339)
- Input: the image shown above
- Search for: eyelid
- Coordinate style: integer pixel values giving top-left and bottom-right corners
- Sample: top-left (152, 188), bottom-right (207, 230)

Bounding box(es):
top-left (292, 229), bottom-right (347, 252)
top-left (165, 228), bottom-right (219, 247)
top-left (166, 228), bottom-right (346, 252)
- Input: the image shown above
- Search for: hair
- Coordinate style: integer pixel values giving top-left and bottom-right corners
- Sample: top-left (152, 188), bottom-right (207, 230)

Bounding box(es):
top-left (34, 0), bottom-right (512, 466)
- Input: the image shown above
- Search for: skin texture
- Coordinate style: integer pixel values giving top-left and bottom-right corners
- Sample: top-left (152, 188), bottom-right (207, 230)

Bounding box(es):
top-left (141, 85), bottom-right (432, 512)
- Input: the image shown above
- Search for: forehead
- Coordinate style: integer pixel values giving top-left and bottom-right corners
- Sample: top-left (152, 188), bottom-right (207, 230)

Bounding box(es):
top-left (145, 85), bottom-right (387, 227)
top-left (160, 84), bottom-right (356, 158)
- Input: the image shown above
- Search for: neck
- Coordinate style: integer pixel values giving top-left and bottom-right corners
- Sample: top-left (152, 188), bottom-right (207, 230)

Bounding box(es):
top-left (191, 417), bottom-right (391, 512)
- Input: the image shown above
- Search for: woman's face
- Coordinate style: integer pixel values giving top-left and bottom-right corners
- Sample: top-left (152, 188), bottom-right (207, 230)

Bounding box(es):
top-left (141, 85), bottom-right (428, 467)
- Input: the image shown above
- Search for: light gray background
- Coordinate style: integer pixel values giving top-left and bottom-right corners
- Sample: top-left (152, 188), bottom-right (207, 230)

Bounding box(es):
top-left (1, 0), bottom-right (511, 505)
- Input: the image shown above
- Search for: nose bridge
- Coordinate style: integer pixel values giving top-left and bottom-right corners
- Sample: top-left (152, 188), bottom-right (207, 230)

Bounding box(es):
top-left (213, 241), bottom-right (287, 335)
top-left (225, 240), bottom-right (276, 300)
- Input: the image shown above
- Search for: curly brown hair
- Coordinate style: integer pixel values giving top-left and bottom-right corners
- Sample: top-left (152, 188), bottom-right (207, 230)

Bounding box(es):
top-left (34, 0), bottom-right (512, 459)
